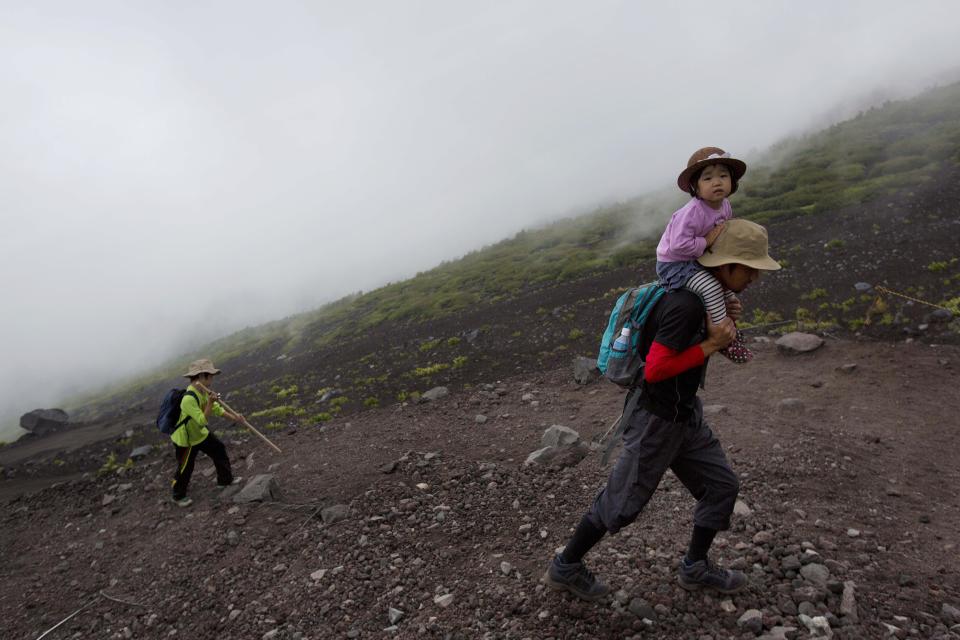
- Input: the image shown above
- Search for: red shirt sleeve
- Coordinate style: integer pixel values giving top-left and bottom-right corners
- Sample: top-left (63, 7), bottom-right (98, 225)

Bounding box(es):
top-left (644, 340), bottom-right (705, 383)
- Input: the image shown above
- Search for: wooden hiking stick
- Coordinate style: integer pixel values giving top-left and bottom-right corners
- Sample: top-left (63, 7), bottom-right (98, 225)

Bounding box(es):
top-left (196, 382), bottom-right (283, 454)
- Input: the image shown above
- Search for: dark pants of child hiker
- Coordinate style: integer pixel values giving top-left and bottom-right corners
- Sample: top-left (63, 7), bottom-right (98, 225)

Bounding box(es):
top-left (588, 397), bottom-right (738, 538)
top-left (171, 433), bottom-right (233, 499)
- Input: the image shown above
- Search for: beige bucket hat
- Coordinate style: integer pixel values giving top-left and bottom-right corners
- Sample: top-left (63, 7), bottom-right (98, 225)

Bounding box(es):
top-left (183, 358), bottom-right (222, 378)
top-left (697, 219), bottom-right (781, 271)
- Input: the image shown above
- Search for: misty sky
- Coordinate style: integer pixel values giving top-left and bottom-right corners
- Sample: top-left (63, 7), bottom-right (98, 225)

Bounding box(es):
top-left (3, 1), bottom-right (960, 437)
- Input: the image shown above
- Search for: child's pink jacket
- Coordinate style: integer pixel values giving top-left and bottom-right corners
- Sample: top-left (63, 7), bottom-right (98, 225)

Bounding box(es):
top-left (656, 197), bottom-right (733, 262)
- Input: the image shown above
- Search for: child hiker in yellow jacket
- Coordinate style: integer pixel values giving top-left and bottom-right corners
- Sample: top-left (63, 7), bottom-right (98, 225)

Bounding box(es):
top-left (171, 359), bottom-right (245, 507)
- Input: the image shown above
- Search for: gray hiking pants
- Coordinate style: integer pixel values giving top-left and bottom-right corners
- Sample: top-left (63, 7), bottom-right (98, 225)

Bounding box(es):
top-left (586, 395), bottom-right (739, 534)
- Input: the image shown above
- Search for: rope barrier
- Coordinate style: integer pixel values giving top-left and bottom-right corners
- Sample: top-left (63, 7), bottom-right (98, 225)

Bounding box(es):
top-left (739, 319), bottom-right (796, 332)
top-left (35, 599), bottom-right (98, 640)
top-left (35, 591), bottom-right (144, 640)
top-left (739, 286), bottom-right (955, 332)
top-left (873, 286), bottom-right (955, 312)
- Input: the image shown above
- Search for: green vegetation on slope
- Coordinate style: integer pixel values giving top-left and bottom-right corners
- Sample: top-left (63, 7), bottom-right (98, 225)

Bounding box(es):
top-left (60, 82), bottom-right (960, 420)
top-left (296, 211), bottom-right (661, 349)
top-left (736, 84), bottom-right (960, 222)
top-left (279, 82), bottom-right (960, 351)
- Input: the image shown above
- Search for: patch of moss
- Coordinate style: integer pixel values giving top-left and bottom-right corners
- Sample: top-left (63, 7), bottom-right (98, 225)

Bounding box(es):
top-left (250, 405), bottom-right (298, 419)
top-left (414, 363), bottom-right (450, 377)
top-left (419, 339), bottom-right (441, 352)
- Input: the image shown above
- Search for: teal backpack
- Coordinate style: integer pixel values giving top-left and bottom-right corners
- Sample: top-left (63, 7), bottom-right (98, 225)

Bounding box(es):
top-left (596, 282), bottom-right (666, 387)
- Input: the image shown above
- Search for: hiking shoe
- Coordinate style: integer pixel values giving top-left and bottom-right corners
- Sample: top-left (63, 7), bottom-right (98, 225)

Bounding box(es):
top-left (171, 496), bottom-right (193, 508)
top-left (218, 476), bottom-right (242, 488)
top-left (677, 557), bottom-right (746, 593)
top-left (543, 555), bottom-right (610, 601)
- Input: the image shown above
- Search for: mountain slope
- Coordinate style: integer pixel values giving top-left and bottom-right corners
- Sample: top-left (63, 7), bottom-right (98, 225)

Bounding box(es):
top-left (1, 82), bottom-right (958, 459)
top-left (2, 339), bottom-right (958, 638)
top-left (2, 80), bottom-right (960, 640)
top-left (48, 82), bottom-right (960, 431)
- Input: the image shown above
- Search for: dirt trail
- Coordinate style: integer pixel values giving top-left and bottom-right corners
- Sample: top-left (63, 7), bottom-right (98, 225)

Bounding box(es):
top-left (2, 338), bottom-right (959, 639)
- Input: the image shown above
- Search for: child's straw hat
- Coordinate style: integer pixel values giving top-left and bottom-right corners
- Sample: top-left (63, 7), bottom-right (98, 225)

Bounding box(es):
top-left (183, 358), bottom-right (222, 378)
top-left (677, 147), bottom-right (747, 194)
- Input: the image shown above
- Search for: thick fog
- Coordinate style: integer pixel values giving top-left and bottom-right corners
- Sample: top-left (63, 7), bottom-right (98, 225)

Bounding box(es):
top-left (2, 2), bottom-right (960, 439)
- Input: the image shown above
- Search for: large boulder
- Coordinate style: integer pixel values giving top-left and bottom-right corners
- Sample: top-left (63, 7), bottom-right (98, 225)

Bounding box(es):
top-left (776, 332), bottom-right (824, 355)
top-left (20, 409), bottom-right (69, 436)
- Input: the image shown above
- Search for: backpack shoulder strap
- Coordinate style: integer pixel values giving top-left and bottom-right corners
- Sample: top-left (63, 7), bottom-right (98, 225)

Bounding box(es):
top-left (177, 390), bottom-right (200, 429)
top-left (631, 283), bottom-right (664, 326)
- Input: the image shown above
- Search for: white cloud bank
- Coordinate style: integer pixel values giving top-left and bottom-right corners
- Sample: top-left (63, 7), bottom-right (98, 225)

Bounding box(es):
top-left (2, 1), bottom-right (959, 438)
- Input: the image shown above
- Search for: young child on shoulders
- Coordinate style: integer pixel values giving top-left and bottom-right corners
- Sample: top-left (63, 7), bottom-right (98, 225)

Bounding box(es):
top-left (656, 147), bottom-right (752, 362)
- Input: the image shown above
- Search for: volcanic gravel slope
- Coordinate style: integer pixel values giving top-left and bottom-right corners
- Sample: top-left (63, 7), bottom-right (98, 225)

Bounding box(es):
top-left (3, 164), bottom-right (960, 640)
top-left (7, 160), bottom-right (959, 473)
top-left (2, 338), bottom-right (959, 639)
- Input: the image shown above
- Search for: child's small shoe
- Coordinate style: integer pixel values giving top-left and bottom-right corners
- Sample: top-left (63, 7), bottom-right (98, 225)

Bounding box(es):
top-left (218, 476), bottom-right (242, 488)
top-left (719, 330), bottom-right (753, 364)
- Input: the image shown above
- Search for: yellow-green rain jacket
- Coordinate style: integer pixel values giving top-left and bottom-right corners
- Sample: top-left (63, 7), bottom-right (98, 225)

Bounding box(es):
top-left (170, 384), bottom-right (225, 447)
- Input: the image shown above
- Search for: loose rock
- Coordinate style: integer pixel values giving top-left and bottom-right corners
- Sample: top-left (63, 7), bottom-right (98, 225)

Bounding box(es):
top-left (628, 598), bottom-right (657, 621)
top-left (778, 398), bottom-right (805, 415)
top-left (321, 504), bottom-right (351, 524)
top-left (702, 404), bottom-right (729, 416)
top-left (776, 332), bottom-right (825, 354)
top-left (800, 563), bottom-right (830, 587)
top-left (572, 357), bottom-right (600, 385)
top-left (737, 609), bottom-right (764, 634)
top-left (734, 499), bottom-right (753, 517)
top-left (798, 614), bottom-right (833, 637)
top-left (541, 425), bottom-right (580, 448)
top-left (943, 602), bottom-right (960, 625)
top-left (420, 387), bottom-right (449, 402)
top-left (129, 445), bottom-right (153, 460)
top-left (233, 475), bottom-right (279, 503)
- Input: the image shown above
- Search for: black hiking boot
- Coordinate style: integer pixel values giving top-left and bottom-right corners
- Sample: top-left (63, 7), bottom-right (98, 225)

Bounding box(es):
top-left (543, 554), bottom-right (610, 601)
top-left (677, 557), bottom-right (747, 594)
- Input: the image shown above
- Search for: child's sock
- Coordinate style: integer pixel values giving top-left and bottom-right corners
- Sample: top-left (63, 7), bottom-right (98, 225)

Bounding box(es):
top-left (719, 328), bottom-right (753, 363)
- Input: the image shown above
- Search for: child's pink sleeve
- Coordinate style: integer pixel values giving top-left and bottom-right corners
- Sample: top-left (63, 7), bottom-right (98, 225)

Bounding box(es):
top-left (664, 209), bottom-right (708, 259)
